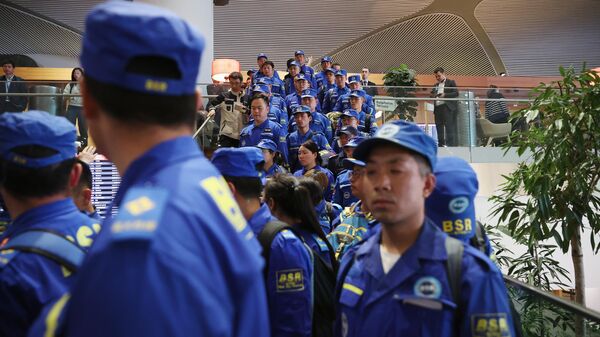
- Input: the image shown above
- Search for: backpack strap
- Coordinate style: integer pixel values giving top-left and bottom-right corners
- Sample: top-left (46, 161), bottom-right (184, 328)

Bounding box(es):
top-left (444, 236), bottom-right (464, 305)
top-left (0, 229), bottom-right (86, 272)
top-left (469, 221), bottom-right (487, 254)
top-left (257, 220), bottom-right (295, 276)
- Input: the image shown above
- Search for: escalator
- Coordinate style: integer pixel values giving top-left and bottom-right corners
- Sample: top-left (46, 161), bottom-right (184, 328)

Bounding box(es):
top-left (504, 276), bottom-right (600, 336)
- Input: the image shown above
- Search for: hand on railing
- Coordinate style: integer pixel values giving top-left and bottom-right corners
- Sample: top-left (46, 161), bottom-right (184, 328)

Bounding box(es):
top-left (77, 145), bottom-right (97, 164)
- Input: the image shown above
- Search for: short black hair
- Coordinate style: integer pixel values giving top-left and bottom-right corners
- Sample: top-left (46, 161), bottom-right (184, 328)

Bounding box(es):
top-left (0, 145), bottom-right (75, 199)
top-left (228, 71), bottom-right (243, 82)
top-left (261, 60), bottom-right (275, 69)
top-left (223, 176), bottom-right (263, 199)
top-left (84, 55), bottom-right (196, 126)
top-left (1, 60), bottom-right (15, 68)
top-left (249, 94), bottom-right (269, 106)
top-left (76, 159), bottom-right (93, 190)
top-left (433, 67), bottom-right (445, 74)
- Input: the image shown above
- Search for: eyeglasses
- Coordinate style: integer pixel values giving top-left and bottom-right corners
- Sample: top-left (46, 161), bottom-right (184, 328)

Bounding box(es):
top-left (349, 169), bottom-right (364, 179)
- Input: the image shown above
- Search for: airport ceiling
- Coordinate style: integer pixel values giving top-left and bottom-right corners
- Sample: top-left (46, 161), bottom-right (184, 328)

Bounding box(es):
top-left (0, 0), bottom-right (598, 76)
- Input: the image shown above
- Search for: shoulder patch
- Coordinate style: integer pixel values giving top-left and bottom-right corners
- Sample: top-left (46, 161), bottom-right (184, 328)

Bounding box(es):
top-left (0, 249), bottom-right (19, 269)
top-left (276, 268), bottom-right (305, 292)
top-left (110, 187), bottom-right (169, 241)
top-left (471, 313), bottom-right (512, 337)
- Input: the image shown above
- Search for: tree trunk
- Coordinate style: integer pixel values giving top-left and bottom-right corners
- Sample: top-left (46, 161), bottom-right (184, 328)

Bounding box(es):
top-left (570, 226), bottom-right (586, 336)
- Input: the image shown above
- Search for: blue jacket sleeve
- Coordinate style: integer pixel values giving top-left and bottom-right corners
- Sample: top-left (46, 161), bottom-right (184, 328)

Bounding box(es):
top-left (276, 127), bottom-right (289, 165)
top-left (333, 176), bottom-right (343, 206)
top-left (267, 230), bottom-right (312, 337)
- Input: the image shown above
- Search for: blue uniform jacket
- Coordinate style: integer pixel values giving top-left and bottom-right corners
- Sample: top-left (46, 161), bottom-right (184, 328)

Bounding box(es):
top-left (333, 170), bottom-right (358, 208)
top-left (247, 204), bottom-right (312, 337)
top-left (271, 94), bottom-right (287, 112)
top-left (265, 163), bottom-right (287, 178)
top-left (287, 130), bottom-right (332, 173)
top-left (57, 137), bottom-right (270, 337)
top-left (284, 92), bottom-right (302, 117)
top-left (332, 93), bottom-right (374, 113)
top-left (318, 83), bottom-right (335, 104)
top-left (322, 86), bottom-right (351, 113)
top-left (288, 112), bottom-right (333, 144)
top-left (241, 120), bottom-right (289, 164)
top-left (0, 198), bottom-right (100, 337)
top-left (296, 227), bottom-right (332, 268)
top-left (293, 166), bottom-right (335, 202)
top-left (335, 220), bottom-right (516, 337)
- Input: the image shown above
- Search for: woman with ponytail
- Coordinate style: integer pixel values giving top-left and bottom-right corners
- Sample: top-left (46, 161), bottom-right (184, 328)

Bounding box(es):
top-left (293, 140), bottom-right (335, 202)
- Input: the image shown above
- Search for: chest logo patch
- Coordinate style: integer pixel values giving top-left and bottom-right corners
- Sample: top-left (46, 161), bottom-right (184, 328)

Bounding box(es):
top-left (449, 196), bottom-right (469, 214)
top-left (276, 269), bottom-right (304, 292)
top-left (414, 276), bottom-right (442, 299)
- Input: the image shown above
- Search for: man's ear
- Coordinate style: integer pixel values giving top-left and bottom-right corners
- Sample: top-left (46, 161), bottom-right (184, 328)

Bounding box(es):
top-left (226, 181), bottom-right (237, 195)
top-left (80, 79), bottom-right (99, 121)
top-left (82, 187), bottom-right (93, 205)
top-left (266, 197), bottom-right (276, 212)
top-left (423, 173), bottom-right (436, 198)
top-left (69, 162), bottom-right (83, 190)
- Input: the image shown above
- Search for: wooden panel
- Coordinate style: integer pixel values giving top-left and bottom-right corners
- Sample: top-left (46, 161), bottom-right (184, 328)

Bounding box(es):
top-left (14, 67), bottom-right (73, 81)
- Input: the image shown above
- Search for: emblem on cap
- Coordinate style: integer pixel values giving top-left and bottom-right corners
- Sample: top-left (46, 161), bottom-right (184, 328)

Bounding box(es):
top-left (414, 276), bottom-right (442, 299)
top-left (449, 196), bottom-right (469, 214)
top-left (377, 124), bottom-right (400, 138)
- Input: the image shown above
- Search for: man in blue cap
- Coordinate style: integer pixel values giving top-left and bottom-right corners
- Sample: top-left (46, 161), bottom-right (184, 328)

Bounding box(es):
top-left (0, 111), bottom-right (100, 336)
top-left (45, 2), bottom-right (269, 336)
top-left (315, 56), bottom-right (333, 88)
top-left (322, 69), bottom-right (350, 114)
top-left (257, 77), bottom-right (287, 111)
top-left (334, 120), bottom-right (516, 337)
top-left (333, 137), bottom-right (365, 208)
top-left (259, 60), bottom-right (286, 97)
top-left (327, 125), bottom-right (359, 175)
top-left (348, 90), bottom-right (377, 136)
top-left (299, 89), bottom-right (332, 142)
top-left (284, 73), bottom-right (311, 117)
top-left (241, 94), bottom-right (289, 164)
top-left (286, 105), bottom-right (332, 172)
top-left (256, 139), bottom-right (287, 177)
top-left (248, 84), bottom-right (288, 130)
top-left (317, 67), bottom-right (336, 104)
top-left (284, 61), bottom-right (302, 98)
top-left (211, 147), bottom-right (313, 337)
top-left (253, 53), bottom-right (281, 83)
top-left (334, 76), bottom-right (375, 112)
top-left (426, 156), bottom-right (492, 256)
top-left (294, 50), bottom-right (315, 78)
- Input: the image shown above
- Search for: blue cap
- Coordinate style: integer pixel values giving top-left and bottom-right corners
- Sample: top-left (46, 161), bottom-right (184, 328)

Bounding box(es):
top-left (257, 77), bottom-right (273, 85)
top-left (335, 69), bottom-right (348, 77)
top-left (292, 105), bottom-right (311, 116)
top-left (247, 69), bottom-right (257, 75)
top-left (295, 73), bottom-right (308, 82)
top-left (342, 158), bottom-right (365, 170)
top-left (252, 84), bottom-right (271, 94)
top-left (81, 1), bottom-right (204, 96)
top-left (425, 157), bottom-right (478, 241)
top-left (0, 111), bottom-right (77, 168)
top-left (342, 109), bottom-right (359, 119)
top-left (295, 50), bottom-right (305, 56)
top-left (288, 61), bottom-right (301, 69)
top-left (300, 89), bottom-right (317, 99)
top-left (257, 53), bottom-right (268, 59)
top-left (256, 139), bottom-right (279, 153)
top-left (336, 125), bottom-right (358, 137)
top-left (343, 136), bottom-right (365, 148)
top-left (211, 147), bottom-right (265, 179)
top-left (354, 120), bottom-right (438, 170)
top-left (349, 89), bottom-right (365, 98)
top-left (348, 75), bottom-right (361, 83)
top-left (321, 56), bottom-right (332, 63)
top-left (324, 67), bottom-right (335, 74)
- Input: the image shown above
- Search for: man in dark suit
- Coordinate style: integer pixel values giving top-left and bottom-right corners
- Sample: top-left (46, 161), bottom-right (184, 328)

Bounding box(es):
top-left (360, 67), bottom-right (377, 96)
top-left (0, 60), bottom-right (28, 113)
top-left (431, 67), bottom-right (458, 146)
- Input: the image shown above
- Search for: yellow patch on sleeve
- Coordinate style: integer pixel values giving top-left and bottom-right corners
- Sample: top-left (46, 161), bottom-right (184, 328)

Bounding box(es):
top-left (472, 313), bottom-right (511, 337)
top-left (276, 269), bottom-right (305, 292)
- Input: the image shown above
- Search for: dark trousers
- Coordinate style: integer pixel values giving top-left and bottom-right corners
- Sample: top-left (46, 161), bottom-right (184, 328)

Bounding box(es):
top-left (218, 135), bottom-right (240, 148)
top-left (66, 105), bottom-right (87, 140)
top-left (434, 104), bottom-right (457, 146)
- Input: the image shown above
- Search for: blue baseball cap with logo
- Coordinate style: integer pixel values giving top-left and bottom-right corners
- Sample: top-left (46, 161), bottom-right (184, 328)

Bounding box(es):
top-left (211, 147), bottom-right (265, 179)
top-left (300, 89), bottom-right (317, 99)
top-left (81, 1), bottom-right (205, 96)
top-left (288, 61), bottom-right (301, 69)
top-left (335, 69), bottom-right (348, 77)
top-left (336, 125), bottom-right (358, 137)
top-left (342, 158), bottom-right (366, 170)
top-left (343, 136), bottom-right (365, 148)
top-left (349, 90), bottom-right (365, 99)
top-left (294, 50), bottom-right (305, 56)
top-left (247, 69), bottom-right (257, 76)
top-left (321, 56), bottom-right (332, 63)
top-left (256, 139), bottom-right (279, 153)
top-left (342, 109), bottom-right (359, 120)
top-left (354, 120), bottom-right (438, 170)
top-left (425, 156), bottom-right (478, 241)
top-left (292, 105), bottom-right (312, 116)
top-left (324, 68), bottom-right (335, 74)
top-left (0, 111), bottom-right (77, 168)
top-left (257, 53), bottom-right (268, 59)
top-left (295, 73), bottom-right (308, 82)
top-left (252, 84), bottom-right (271, 94)
top-left (348, 75), bottom-right (361, 84)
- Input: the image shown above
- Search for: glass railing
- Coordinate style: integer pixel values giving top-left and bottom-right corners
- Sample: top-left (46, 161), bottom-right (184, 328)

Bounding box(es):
top-left (0, 81), bottom-right (539, 162)
top-left (504, 275), bottom-right (600, 337)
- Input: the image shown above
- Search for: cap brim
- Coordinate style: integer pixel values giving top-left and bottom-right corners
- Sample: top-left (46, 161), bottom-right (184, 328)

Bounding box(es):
top-left (354, 137), bottom-right (427, 163)
top-left (342, 158), bottom-right (365, 170)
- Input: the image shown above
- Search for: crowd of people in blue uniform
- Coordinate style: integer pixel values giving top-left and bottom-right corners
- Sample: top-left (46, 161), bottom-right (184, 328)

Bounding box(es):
top-left (0, 2), bottom-right (520, 336)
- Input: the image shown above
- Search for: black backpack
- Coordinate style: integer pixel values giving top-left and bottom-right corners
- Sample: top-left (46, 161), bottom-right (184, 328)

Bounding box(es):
top-left (258, 221), bottom-right (335, 337)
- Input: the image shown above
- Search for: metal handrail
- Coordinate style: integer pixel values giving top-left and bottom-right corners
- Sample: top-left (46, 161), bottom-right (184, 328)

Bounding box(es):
top-left (503, 275), bottom-right (600, 323)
